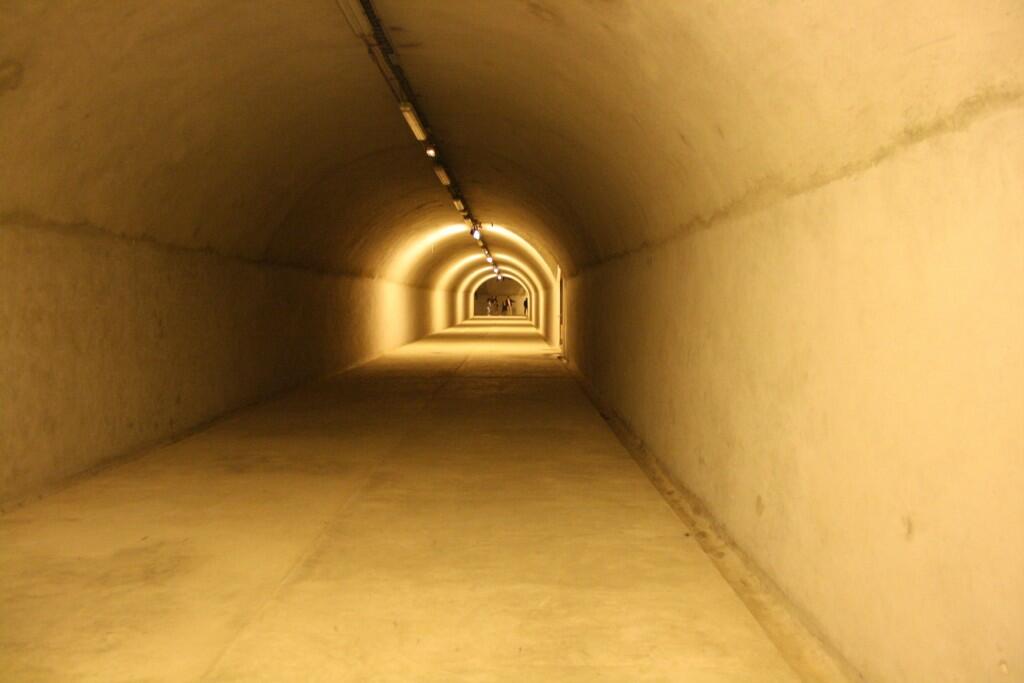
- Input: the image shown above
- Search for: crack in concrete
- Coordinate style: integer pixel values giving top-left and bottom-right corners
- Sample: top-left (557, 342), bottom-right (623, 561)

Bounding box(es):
top-left (0, 60), bottom-right (24, 93)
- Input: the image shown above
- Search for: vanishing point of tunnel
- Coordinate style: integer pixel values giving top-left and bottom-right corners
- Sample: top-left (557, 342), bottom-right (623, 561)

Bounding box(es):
top-left (0, 1), bottom-right (1022, 682)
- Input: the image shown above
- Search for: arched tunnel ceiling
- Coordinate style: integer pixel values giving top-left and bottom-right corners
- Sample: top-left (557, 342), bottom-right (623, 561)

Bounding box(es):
top-left (2, 0), bottom-right (1021, 280)
top-left (473, 275), bottom-right (528, 295)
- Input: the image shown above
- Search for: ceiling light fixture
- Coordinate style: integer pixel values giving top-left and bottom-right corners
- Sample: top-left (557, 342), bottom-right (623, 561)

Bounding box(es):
top-left (399, 103), bottom-right (427, 141)
top-left (337, 0), bottom-right (375, 37)
top-left (341, 0), bottom-right (495, 249)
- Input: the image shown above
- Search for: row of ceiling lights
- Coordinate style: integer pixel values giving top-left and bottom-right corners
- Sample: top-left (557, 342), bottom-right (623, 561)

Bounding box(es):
top-left (398, 104), bottom-right (502, 279)
top-left (337, 0), bottom-right (501, 279)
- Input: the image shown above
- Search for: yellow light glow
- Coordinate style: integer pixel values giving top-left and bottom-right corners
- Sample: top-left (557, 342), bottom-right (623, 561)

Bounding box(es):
top-left (386, 224), bottom-right (467, 283)
top-left (381, 218), bottom-right (558, 342)
top-left (399, 103), bottom-right (427, 141)
top-left (456, 258), bottom-right (546, 329)
top-left (459, 265), bottom-right (539, 325)
top-left (431, 251), bottom-right (491, 330)
top-left (483, 224), bottom-right (554, 276)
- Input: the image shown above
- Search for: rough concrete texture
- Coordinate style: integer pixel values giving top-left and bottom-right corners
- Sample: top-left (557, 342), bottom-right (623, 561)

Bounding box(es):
top-left (0, 322), bottom-right (803, 682)
top-left (0, 223), bottom-right (439, 503)
top-left (1, 1), bottom-right (1022, 681)
top-left (567, 109), bottom-right (1024, 683)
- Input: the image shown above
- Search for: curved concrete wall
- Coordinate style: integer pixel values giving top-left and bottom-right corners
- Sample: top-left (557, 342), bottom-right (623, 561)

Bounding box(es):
top-left (567, 108), bottom-right (1024, 683)
top-left (1, 1), bottom-right (1021, 681)
top-left (0, 220), bottom-right (438, 502)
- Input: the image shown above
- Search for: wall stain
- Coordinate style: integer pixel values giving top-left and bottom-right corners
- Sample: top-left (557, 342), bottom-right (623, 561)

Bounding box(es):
top-left (902, 515), bottom-right (914, 541)
top-left (523, 0), bottom-right (564, 26)
top-left (8, 539), bottom-right (195, 594)
top-left (0, 59), bottom-right (24, 92)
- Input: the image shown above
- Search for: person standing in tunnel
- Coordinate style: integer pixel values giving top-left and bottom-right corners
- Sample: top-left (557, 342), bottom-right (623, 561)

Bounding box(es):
top-left (523, 297), bottom-right (528, 317)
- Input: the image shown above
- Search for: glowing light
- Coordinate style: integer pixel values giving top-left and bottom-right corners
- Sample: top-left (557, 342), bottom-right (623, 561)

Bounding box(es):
top-left (460, 266), bottom-right (538, 325)
top-left (453, 198), bottom-right (465, 212)
top-left (385, 223), bottom-right (466, 282)
top-left (486, 256), bottom-right (493, 263)
top-left (471, 228), bottom-right (481, 240)
top-left (399, 103), bottom-right (427, 141)
top-left (483, 224), bottom-right (555, 276)
top-left (425, 145), bottom-right (437, 158)
top-left (434, 165), bottom-right (451, 186)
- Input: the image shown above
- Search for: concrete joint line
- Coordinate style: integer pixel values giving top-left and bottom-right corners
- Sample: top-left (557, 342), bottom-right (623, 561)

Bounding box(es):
top-left (197, 353), bottom-right (469, 680)
top-left (196, 460), bottom-right (382, 681)
top-left (0, 209), bottom-right (424, 286)
top-left (586, 85), bottom-right (1024, 270)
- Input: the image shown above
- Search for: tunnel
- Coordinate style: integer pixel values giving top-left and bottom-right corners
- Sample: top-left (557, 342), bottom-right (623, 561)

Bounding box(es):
top-left (473, 276), bottom-right (529, 317)
top-left (1, 1), bottom-right (1022, 681)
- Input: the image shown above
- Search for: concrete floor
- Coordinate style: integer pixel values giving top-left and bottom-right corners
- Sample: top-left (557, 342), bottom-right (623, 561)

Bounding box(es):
top-left (0, 321), bottom-right (802, 682)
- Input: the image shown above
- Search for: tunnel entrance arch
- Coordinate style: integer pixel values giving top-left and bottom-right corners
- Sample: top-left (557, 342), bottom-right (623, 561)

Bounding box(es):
top-left (472, 276), bottom-right (528, 317)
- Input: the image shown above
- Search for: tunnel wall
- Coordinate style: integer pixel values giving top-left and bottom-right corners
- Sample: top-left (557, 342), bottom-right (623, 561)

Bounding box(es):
top-left (545, 281), bottom-right (560, 349)
top-left (566, 107), bottom-right (1024, 682)
top-left (0, 221), bottom-right (435, 505)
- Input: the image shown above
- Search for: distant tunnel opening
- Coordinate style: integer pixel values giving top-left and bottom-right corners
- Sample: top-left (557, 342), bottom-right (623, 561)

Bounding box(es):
top-left (472, 276), bottom-right (528, 318)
